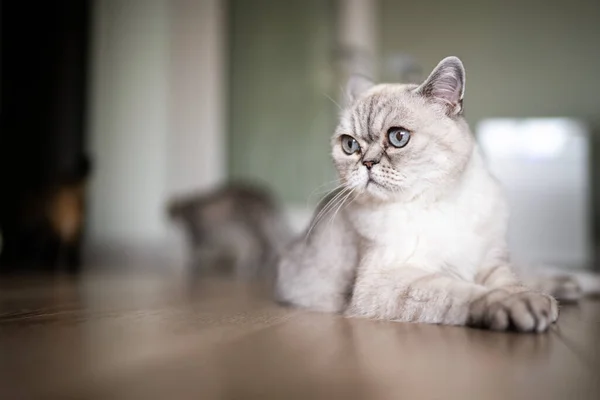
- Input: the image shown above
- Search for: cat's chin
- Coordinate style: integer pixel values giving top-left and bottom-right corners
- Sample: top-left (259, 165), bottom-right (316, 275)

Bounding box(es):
top-left (343, 176), bottom-right (401, 203)
top-left (361, 181), bottom-right (396, 202)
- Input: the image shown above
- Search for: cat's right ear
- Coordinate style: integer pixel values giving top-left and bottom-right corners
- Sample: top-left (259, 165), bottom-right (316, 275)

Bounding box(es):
top-left (345, 74), bottom-right (375, 103)
top-left (415, 56), bottom-right (465, 116)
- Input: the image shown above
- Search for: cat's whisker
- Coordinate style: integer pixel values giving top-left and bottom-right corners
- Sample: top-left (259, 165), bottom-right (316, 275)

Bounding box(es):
top-left (322, 93), bottom-right (343, 111)
top-left (312, 185), bottom-right (343, 199)
top-left (305, 180), bottom-right (343, 210)
top-left (304, 187), bottom-right (350, 240)
top-left (323, 189), bottom-right (354, 231)
top-left (312, 180), bottom-right (343, 195)
top-left (306, 187), bottom-right (349, 233)
top-left (339, 189), bottom-right (359, 220)
top-left (307, 185), bottom-right (346, 216)
top-left (324, 191), bottom-right (350, 228)
top-left (325, 188), bottom-right (355, 233)
top-left (339, 84), bottom-right (351, 104)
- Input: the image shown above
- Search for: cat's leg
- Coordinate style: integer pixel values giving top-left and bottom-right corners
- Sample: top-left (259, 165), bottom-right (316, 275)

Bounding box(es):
top-left (275, 209), bottom-right (358, 313)
top-left (473, 263), bottom-right (559, 332)
top-left (347, 265), bottom-right (557, 332)
top-left (346, 267), bottom-right (488, 326)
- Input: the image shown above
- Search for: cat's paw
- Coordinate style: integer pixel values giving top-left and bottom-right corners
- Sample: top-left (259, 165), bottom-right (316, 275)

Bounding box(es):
top-left (469, 289), bottom-right (558, 333)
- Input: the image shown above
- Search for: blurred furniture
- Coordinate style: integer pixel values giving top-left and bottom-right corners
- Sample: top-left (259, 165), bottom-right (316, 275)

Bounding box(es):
top-left (477, 118), bottom-right (592, 269)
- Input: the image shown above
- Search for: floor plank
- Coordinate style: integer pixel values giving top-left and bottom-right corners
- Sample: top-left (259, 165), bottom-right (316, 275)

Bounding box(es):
top-left (551, 300), bottom-right (600, 370)
top-left (0, 273), bottom-right (598, 399)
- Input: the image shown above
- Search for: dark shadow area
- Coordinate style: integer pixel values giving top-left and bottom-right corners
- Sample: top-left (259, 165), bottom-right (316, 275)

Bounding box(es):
top-left (0, 0), bottom-right (92, 273)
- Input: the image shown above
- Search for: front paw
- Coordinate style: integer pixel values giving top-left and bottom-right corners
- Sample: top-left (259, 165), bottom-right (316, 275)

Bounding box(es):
top-left (469, 289), bottom-right (558, 333)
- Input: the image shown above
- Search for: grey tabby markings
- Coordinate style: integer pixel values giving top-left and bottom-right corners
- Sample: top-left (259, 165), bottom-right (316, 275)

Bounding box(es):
top-left (168, 183), bottom-right (292, 281)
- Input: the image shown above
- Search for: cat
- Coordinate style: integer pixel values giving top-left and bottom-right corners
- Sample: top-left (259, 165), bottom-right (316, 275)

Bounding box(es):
top-left (168, 182), bottom-right (293, 281)
top-left (275, 56), bottom-right (599, 333)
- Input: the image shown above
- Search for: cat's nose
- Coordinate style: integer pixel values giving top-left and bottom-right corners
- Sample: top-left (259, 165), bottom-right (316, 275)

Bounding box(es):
top-left (362, 160), bottom-right (379, 170)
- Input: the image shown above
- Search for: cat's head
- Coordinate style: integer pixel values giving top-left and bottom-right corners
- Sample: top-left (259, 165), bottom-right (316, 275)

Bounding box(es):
top-left (332, 56), bottom-right (475, 202)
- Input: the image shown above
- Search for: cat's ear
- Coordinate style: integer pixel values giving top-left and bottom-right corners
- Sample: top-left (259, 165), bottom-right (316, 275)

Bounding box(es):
top-left (415, 56), bottom-right (465, 116)
top-left (345, 74), bottom-right (375, 103)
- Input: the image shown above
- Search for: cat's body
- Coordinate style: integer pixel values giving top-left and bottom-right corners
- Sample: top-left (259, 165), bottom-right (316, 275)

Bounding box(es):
top-left (275, 57), bottom-right (587, 333)
top-left (168, 183), bottom-right (292, 280)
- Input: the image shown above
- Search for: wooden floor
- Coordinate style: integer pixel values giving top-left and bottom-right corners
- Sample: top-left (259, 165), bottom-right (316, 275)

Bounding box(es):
top-left (1, 271), bottom-right (599, 400)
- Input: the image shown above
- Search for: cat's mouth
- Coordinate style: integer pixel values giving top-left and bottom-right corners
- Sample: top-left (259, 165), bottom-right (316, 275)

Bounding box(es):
top-left (366, 177), bottom-right (385, 190)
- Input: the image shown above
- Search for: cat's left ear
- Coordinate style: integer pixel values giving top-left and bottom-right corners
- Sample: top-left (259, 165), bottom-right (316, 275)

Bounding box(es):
top-left (415, 56), bottom-right (465, 116)
top-left (346, 74), bottom-right (375, 103)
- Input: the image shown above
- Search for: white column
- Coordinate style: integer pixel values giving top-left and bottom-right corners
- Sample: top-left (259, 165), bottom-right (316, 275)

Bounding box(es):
top-left (86, 0), bottom-right (226, 268)
top-left (87, 0), bottom-right (170, 260)
top-left (337, 0), bottom-right (379, 79)
top-left (167, 0), bottom-right (227, 196)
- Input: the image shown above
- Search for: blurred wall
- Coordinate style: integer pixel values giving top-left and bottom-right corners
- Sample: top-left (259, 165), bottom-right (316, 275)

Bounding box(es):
top-left (227, 0), bottom-right (380, 233)
top-left (87, 0), bottom-right (225, 266)
top-left (380, 0), bottom-right (600, 126)
top-left (84, 0), bottom-right (600, 266)
top-left (227, 0), bottom-right (338, 206)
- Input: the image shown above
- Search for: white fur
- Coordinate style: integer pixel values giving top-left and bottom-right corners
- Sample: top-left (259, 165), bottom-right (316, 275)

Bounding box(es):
top-left (276, 57), bottom-right (562, 333)
top-left (349, 149), bottom-right (507, 281)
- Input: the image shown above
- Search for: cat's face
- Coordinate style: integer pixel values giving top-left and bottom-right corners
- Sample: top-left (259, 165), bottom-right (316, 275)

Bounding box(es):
top-left (332, 57), bottom-right (475, 202)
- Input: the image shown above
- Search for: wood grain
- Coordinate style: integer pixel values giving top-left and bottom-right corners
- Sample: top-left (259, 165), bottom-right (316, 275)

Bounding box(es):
top-left (0, 272), bottom-right (598, 399)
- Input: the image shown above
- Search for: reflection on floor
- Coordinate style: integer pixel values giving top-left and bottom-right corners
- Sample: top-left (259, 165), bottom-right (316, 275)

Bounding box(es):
top-left (0, 271), bottom-right (599, 399)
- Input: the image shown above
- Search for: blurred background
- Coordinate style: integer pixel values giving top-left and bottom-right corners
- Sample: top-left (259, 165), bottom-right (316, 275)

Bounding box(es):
top-left (1, 0), bottom-right (599, 274)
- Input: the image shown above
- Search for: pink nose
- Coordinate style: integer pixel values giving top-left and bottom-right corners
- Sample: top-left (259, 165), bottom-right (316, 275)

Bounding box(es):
top-left (363, 160), bottom-right (378, 170)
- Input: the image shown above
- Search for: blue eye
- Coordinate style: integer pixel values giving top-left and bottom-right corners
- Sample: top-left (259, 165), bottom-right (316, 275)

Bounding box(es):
top-left (388, 127), bottom-right (410, 148)
top-left (341, 135), bottom-right (360, 155)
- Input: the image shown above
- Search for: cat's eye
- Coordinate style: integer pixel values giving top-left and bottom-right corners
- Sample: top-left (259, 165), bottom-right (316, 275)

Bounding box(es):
top-left (387, 127), bottom-right (411, 148)
top-left (341, 135), bottom-right (360, 155)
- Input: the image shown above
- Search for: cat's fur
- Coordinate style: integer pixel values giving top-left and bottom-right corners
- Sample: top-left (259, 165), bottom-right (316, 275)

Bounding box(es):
top-left (276, 56), bottom-right (570, 333)
top-left (168, 182), bottom-right (292, 280)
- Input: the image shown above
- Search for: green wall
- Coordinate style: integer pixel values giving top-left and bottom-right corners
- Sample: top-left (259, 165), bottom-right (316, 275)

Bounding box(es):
top-left (227, 0), bottom-right (339, 205)
top-left (380, 0), bottom-right (600, 126)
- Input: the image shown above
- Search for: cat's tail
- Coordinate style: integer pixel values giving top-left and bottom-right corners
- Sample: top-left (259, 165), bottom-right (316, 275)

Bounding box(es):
top-left (567, 270), bottom-right (600, 295)
top-left (516, 263), bottom-right (600, 302)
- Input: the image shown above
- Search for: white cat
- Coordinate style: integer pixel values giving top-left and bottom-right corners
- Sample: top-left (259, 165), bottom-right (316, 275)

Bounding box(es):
top-left (275, 56), bottom-right (598, 333)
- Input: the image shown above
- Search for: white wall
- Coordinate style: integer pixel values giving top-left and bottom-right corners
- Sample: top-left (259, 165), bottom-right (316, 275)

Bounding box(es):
top-left (87, 0), bottom-right (226, 267)
top-left (168, 0), bottom-right (226, 195)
